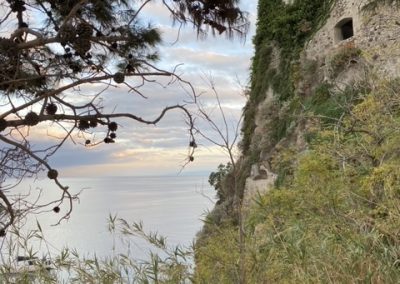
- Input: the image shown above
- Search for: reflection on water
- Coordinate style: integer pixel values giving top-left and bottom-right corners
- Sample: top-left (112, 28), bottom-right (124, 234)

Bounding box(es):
top-left (4, 176), bottom-right (215, 260)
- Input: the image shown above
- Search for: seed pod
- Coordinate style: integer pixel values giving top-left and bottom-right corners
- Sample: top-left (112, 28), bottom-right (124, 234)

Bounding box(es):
top-left (25, 112), bottom-right (40, 126)
top-left (113, 72), bottom-right (125, 84)
top-left (0, 37), bottom-right (18, 57)
top-left (53, 206), bottom-right (60, 213)
top-left (58, 24), bottom-right (76, 43)
top-left (104, 137), bottom-right (114, 144)
top-left (108, 122), bottom-right (118, 132)
top-left (47, 169), bottom-right (58, 180)
top-left (189, 141), bottom-right (197, 148)
top-left (78, 120), bottom-right (90, 130)
top-left (45, 103), bottom-right (58, 115)
top-left (76, 23), bottom-right (93, 38)
top-left (89, 120), bottom-right (98, 128)
top-left (74, 37), bottom-right (91, 55)
top-left (110, 132), bottom-right (116, 139)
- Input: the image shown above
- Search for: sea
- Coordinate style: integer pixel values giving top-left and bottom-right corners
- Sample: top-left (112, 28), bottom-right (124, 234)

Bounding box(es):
top-left (2, 175), bottom-right (216, 262)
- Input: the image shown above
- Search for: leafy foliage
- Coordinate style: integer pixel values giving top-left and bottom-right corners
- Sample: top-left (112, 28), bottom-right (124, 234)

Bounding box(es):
top-left (208, 163), bottom-right (233, 204)
top-left (196, 78), bottom-right (400, 282)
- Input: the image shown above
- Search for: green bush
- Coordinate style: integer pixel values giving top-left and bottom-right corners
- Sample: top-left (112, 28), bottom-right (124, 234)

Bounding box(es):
top-left (200, 79), bottom-right (400, 283)
top-left (330, 45), bottom-right (362, 78)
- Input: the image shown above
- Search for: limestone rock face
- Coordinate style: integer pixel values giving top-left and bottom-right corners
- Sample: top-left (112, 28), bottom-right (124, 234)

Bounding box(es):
top-left (244, 163), bottom-right (276, 212)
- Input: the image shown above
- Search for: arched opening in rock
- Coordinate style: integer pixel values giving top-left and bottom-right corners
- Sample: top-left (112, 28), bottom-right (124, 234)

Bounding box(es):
top-left (335, 18), bottom-right (354, 42)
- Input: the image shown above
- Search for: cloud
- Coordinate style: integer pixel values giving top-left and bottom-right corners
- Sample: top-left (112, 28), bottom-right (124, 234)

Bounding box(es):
top-left (163, 47), bottom-right (252, 76)
top-left (1, 1), bottom-right (256, 177)
top-left (59, 144), bottom-right (233, 177)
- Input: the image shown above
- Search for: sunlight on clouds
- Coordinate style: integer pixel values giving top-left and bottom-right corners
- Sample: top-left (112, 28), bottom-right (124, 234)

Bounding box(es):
top-left (0, 1), bottom-right (256, 177)
top-left (165, 47), bottom-right (251, 71)
top-left (61, 145), bottom-right (230, 177)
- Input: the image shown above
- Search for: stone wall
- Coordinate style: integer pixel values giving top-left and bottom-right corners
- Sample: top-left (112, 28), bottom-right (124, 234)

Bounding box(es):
top-left (304, 0), bottom-right (400, 79)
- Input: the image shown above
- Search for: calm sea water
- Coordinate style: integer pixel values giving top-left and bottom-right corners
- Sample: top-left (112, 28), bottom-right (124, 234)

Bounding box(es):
top-left (5, 175), bottom-right (215, 260)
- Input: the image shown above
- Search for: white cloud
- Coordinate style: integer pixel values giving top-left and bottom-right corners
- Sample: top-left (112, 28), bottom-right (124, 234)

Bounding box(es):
top-left (60, 144), bottom-right (231, 177)
top-left (1, 0), bottom-right (256, 177)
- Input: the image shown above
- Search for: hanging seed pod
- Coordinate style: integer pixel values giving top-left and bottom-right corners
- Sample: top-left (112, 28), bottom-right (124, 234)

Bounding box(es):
top-left (74, 38), bottom-right (91, 55)
top-left (104, 137), bottom-right (114, 144)
top-left (78, 120), bottom-right (90, 130)
top-left (108, 122), bottom-right (118, 132)
top-left (45, 103), bottom-right (58, 115)
top-left (113, 72), bottom-right (125, 84)
top-left (110, 132), bottom-right (116, 139)
top-left (53, 206), bottom-right (60, 213)
top-left (89, 119), bottom-right (98, 128)
top-left (58, 24), bottom-right (76, 43)
top-left (69, 62), bottom-right (82, 73)
top-left (47, 169), bottom-right (58, 179)
top-left (76, 22), bottom-right (93, 38)
top-left (189, 141), bottom-right (197, 148)
top-left (0, 37), bottom-right (18, 57)
top-left (25, 112), bottom-right (40, 126)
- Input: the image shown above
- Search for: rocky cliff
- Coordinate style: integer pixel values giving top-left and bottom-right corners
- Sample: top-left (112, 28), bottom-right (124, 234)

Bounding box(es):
top-left (195, 0), bottom-right (400, 282)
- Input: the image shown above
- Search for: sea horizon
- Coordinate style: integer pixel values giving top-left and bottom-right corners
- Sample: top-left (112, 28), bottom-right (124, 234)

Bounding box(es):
top-left (2, 175), bottom-right (216, 262)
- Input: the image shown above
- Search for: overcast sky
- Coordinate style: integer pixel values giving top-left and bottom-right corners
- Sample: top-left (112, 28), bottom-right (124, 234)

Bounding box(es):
top-left (2, 1), bottom-right (258, 177)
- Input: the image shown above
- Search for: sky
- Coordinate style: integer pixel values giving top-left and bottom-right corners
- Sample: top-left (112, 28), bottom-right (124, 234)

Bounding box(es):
top-left (1, 1), bottom-right (258, 178)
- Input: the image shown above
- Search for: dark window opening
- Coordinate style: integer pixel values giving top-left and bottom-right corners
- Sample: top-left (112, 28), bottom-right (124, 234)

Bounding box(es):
top-left (335, 18), bottom-right (354, 42)
top-left (341, 19), bottom-right (354, 40)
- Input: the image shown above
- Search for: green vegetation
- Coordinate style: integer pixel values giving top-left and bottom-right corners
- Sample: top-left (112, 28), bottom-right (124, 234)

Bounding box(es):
top-left (4, 0), bottom-right (400, 282)
top-left (195, 0), bottom-right (400, 282)
top-left (196, 79), bottom-right (400, 283)
top-left (0, 216), bottom-right (194, 283)
top-left (241, 0), bottom-right (333, 154)
top-left (329, 44), bottom-right (362, 78)
top-left (208, 163), bottom-right (233, 205)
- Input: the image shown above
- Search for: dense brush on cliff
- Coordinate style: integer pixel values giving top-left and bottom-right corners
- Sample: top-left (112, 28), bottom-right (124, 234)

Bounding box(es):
top-left (195, 0), bottom-right (400, 282)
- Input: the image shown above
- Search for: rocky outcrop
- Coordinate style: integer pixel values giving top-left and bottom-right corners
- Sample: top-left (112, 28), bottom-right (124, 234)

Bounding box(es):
top-left (244, 163), bottom-right (276, 210)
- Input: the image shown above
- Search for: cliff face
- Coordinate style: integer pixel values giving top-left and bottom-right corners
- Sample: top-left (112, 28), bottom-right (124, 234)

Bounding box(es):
top-left (195, 0), bottom-right (400, 282)
top-left (244, 0), bottom-right (400, 208)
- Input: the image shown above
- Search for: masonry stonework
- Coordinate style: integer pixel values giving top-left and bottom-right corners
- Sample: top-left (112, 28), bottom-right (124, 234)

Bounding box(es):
top-left (304, 0), bottom-right (400, 79)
